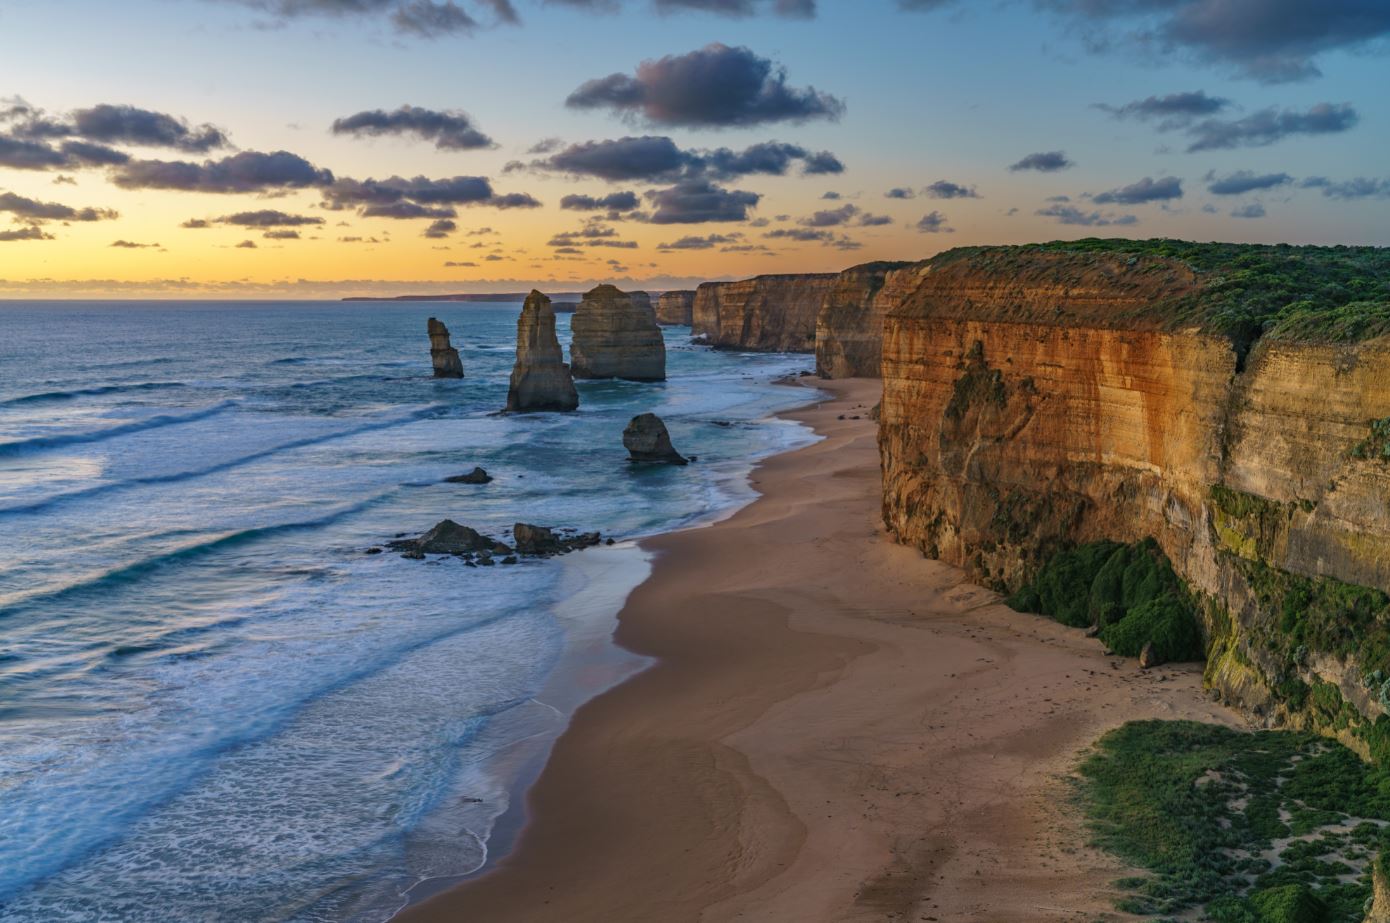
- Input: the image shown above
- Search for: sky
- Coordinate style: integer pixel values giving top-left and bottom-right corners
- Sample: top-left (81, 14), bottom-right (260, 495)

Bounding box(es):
top-left (0, 0), bottom-right (1386, 298)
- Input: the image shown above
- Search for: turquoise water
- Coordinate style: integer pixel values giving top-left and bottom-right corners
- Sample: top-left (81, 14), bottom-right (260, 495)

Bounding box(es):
top-left (0, 301), bottom-right (819, 922)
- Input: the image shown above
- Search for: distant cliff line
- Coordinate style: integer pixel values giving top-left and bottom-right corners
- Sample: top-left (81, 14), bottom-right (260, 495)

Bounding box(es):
top-left (344, 292), bottom-right (587, 304)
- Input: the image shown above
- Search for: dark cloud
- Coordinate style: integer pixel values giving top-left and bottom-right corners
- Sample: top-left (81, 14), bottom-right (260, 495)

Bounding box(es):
top-left (0, 191), bottom-right (117, 222)
top-left (235, 239), bottom-right (258, 249)
top-left (858, 212), bottom-right (893, 226)
top-left (800, 204), bottom-right (858, 227)
top-left (220, 0), bottom-right (519, 36)
top-left (444, 259), bottom-right (478, 266)
top-left (527, 137), bottom-right (564, 154)
top-left (423, 218), bottom-right (457, 238)
top-left (181, 218), bottom-right (212, 229)
top-left (559, 190), bottom-right (641, 211)
top-left (1041, 0), bottom-right (1390, 83)
top-left (1230, 202), bottom-right (1266, 218)
top-left (821, 191), bottom-right (841, 200)
top-left (531, 135), bottom-right (841, 185)
top-left (800, 150), bottom-right (844, 174)
top-left (331, 105), bottom-right (494, 150)
top-left (644, 178), bottom-right (760, 224)
top-left (69, 104), bottom-right (228, 152)
top-left (1035, 203), bottom-right (1138, 226)
top-left (392, 0), bottom-right (482, 34)
top-left (566, 43), bottom-right (843, 128)
top-left (61, 141), bottom-right (133, 166)
top-left (322, 174), bottom-right (537, 214)
top-left (925, 179), bottom-right (980, 199)
top-left (885, 186), bottom-right (916, 199)
top-left (763, 227), bottom-right (859, 249)
top-left (1009, 150), bottom-right (1073, 172)
top-left (0, 226), bottom-right (52, 242)
top-left (0, 134), bottom-right (72, 170)
top-left (1094, 90), bottom-right (1231, 128)
top-left (1205, 170), bottom-right (1292, 195)
top-left (1300, 176), bottom-right (1390, 200)
top-left (1183, 102), bottom-right (1357, 151)
top-left (263, 229), bottom-right (302, 239)
top-left (217, 209), bottom-right (326, 227)
top-left (1092, 175), bottom-right (1183, 204)
top-left (702, 141), bottom-right (838, 178)
top-left (111, 239), bottom-right (161, 248)
top-left (656, 233), bottom-right (741, 250)
top-left (915, 210), bottom-right (953, 233)
top-left (548, 0), bottom-right (815, 18)
top-left (112, 150), bottom-right (334, 193)
top-left (361, 201), bottom-right (458, 219)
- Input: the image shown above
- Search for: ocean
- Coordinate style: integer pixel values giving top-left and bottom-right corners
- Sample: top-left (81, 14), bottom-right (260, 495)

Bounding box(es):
top-left (0, 300), bottom-right (820, 922)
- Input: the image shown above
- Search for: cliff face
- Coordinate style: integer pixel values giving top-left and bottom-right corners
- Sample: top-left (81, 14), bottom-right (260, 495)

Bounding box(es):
top-left (692, 273), bottom-right (836, 352)
top-left (655, 290), bottom-right (695, 326)
top-left (427, 317), bottom-right (464, 378)
top-left (877, 246), bottom-right (1390, 755)
top-left (570, 285), bottom-right (666, 381)
top-left (506, 291), bottom-right (578, 413)
top-left (814, 261), bottom-right (914, 378)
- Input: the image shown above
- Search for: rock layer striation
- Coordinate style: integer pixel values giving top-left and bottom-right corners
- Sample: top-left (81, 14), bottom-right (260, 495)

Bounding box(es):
top-left (692, 273), bottom-right (836, 353)
top-left (655, 290), bottom-right (695, 326)
top-left (506, 291), bottom-right (579, 413)
top-left (570, 285), bottom-right (666, 381)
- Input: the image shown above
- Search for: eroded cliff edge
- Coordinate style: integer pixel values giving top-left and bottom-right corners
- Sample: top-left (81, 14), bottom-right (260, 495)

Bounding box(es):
top-left (876, 241), bottom-right (1390, 757)
top-left (693, 273), bottom-right (836, 352)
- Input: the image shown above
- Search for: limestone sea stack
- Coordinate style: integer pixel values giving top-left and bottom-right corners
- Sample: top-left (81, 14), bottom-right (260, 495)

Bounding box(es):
top-left (505, 291), bottom-right (579, 413)
top-left (623, 413), bottom-right (687, 465)
top-left (570, 285), bottom-right (666, 381)
top-left (655, 290), bottom-right (695, 326)
top-left (427, 317), bottom-right (464, 378)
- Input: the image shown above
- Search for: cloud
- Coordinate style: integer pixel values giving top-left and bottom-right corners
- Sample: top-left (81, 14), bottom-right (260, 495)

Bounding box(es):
top-left (444, 260), bottom-right (478, 266)
top-left (565, 43), bottom-right (843, 127)
top-left (217, 209), bottom-right (326, 227)
top-left (644, 178), bottom-right (760, 224)
top-left (215, 0), bottom-right (520, 36)
top-left (550, 0), bottom-right (816, 19)
top-left (181, 218), bottom-right (212, 229)
top-left (915, 210), bottom-right (953, 233)
top-left (264, 229), bottom-right (302, 239)
top-left (0, 226), bottom-right (52, 242)
top-left (1094, 90), bottom-right (1231, 128)
top-left (800, 204), bottom-right (858, 227)
top-left (331, 105), bottom-right (494, 150)
top-left (1182, 102), bottom-right (1357, 151)
top-left (235, 239), bottom-right (258, 248)
top-left (1009, 150), bottom-right (1073, 172)
top-left (110, 239), bottom-right (161, 248)
top-left (1300, 176), bottom-right (1390, 200)
top-left (925, 179), bottom-right (980, 199)
top-left (0, 191), bottom-right (117, 221)
top-left (1230, 202), bottom-right (1266, 219)
top-left (1040, 0), bottom-right (1390, 83)
top-left (68, 104), bottom-right (228, 152)
top-left (530, 135), bottom-right (840, 184)
top-left (1205, 170), bottom-right (1292, 195)
top-left (1035, 203), bottom-right (1138, 226)
top-left (322, 174), bottom-right (539, 214)
top-left (763, 227), bottom-right (859, 249)
top-left (1092, 175), bottom-right (1183, 204)
top-left (656, 232), bottom-right (741, 250)
top-left (112, 150), bottom-right (334, 193)
top-left (885, 186), bottom-right (916, 199)
top-left (560, 190), bottom-right (641, 211)
top-left (423, 218), bottom-right (457, 237)
top-left (0, 134), bottom-right (77, 170)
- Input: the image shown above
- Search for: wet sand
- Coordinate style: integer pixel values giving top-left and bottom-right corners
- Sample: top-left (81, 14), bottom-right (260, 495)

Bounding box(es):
top-left (397, 377), bottom-right (1239, 922)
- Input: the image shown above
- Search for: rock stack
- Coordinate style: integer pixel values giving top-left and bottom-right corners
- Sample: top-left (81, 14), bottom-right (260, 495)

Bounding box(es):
top-left (506, 291), bottom-right (579, 413)
top-left (656, 290), bottom-right (695, 326)
top-left (427, 317), bottom-right (464, 378)
top-left (623, 413), bottom-right (688, 465)
top-left (570, 285), bottom-right (666, 382)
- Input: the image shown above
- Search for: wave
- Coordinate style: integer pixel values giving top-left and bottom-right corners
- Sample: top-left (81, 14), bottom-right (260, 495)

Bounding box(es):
top-left (0, 381), bottom-right (188, 408)
top-left (0, 406), bottom-right (438, 516)
top-left (0, 401), bottom-right (236, 458)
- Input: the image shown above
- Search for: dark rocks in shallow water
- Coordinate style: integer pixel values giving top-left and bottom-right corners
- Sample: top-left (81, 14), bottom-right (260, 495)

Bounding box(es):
top-left (391, 519), bottom-right (504, 556)
top-left (428, 317), bottom-right (464, 378)
top-left (365, 547), bottom-right (383, 555)
top-left (445, 466), bottom-right (493, 485)
top-left (623, 413), bottom-right (687, 465)
top-left (514, 523), bottom-right (602, 557)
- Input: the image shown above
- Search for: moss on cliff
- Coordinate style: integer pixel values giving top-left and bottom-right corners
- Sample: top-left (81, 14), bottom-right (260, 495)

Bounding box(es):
top-left (1077, 720), bottom-right (1390, 921)
top-left (1006, 539), bottom-right (1204, 662)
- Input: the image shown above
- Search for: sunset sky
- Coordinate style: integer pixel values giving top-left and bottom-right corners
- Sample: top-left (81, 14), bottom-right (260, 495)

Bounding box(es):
top-left (0, 0), bottom-right (1386, 298)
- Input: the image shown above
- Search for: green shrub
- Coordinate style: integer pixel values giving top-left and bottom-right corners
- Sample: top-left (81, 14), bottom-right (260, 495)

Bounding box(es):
top-left (1247, 884), bottom-right (1328, 923)
top-left (1100, 595), bottom-right (1205, 661)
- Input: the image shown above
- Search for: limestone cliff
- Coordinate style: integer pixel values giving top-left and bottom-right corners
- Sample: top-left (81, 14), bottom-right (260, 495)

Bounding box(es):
top-left (427, 317), bottom-right (464, 378)
top-left (656, 290), bottom-right (695, 326)
top-left (570, 285), bottom-right (665, 382)
top-left (692, 273), bottom-right (836, 352)
top-left (505, 291), bottom-right (579, 413)
top-left (876, 241), bottom-right (1390, 756)
top-left (814, 261), bottom-right (913, 378)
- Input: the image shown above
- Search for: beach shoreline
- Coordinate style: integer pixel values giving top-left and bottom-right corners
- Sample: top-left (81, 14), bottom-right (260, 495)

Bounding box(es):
top-left (395, 377), bottom-right (1243, 923)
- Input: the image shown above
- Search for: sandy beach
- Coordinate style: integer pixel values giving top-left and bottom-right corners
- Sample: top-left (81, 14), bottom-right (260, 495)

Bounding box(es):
top-left (397, 377), bottom-right (1241, 923)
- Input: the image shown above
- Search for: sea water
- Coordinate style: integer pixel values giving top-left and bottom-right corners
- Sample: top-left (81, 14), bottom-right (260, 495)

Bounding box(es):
top-left (0, 301), bottom-right (820, 922)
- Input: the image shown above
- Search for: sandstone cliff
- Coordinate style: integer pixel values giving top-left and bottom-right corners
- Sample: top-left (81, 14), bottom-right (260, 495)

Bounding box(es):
top-left (506, 291), bottom-right (579, 413)
top-left (692, 273), bottom-right (836, 352)
top-left (814, 261), bottom-right (913, 378)
top-left (427, 317), bottom-right (464, 378)
top-left (876, 241), bottom-right (1390, 757)
top-left (570, 285), bottom-right (665, 381)
top-left (655, 290), bottom-right (695, 326)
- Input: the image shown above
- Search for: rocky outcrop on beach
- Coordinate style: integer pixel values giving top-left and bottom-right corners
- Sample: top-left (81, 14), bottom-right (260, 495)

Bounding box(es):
top-left (691, 273), bottom-right (837, 353)
top-left (506, 291), bottom-right (580, 413)
top-left (390, 520), bottom-right (510, 556)
top-left (656, 290), bottom-right (695, 326)
top-left (389, 518), bottom-right (603, 562)
top-left (623, 413), bottom-right (687, 465)
top-left (445, 466), bottom-right (492, 484)
top-left (569, 285), bottom-right (666, 381)
top-left (876, 242), bottom-right (1390, 756)
top-left (427, 317), bottom-right (464, 378)
top-left (814, 261), bottom-right (914, 378)
top-left (514, 523), bottom-right (602, 556)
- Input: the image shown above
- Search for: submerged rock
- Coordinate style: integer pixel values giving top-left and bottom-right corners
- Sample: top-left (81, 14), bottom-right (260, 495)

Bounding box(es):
top-left (623, 413), bottom-right (687, 465)
top-left (506, 291), bottom-right (580, 413)
top-left (514, 523), bottom-right (602, 556)
top-left (390, 519), bottom-right (508, 556)
top-left (445, 466), bottom-right (493, 484)
top-left (428, 317), bottom-right (464, 378)
top-left (570, 285), bottom-right (665, 382)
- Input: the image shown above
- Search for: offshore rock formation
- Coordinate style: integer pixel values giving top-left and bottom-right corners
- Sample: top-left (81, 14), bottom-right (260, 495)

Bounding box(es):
top-left (814, 261), bottom-right (913, 378)
top-left (427, 317), bottom-right (464, 378)
top-left (877, 242), bottom-right (1390, 758)
top-left (692, 273), bottom-right (837, 352)
top-left (623, 413), bottom-right (687, 465)
top-left (513, 523), bottom-right (602, 556)
top-left (570, 285), bottom-right (665, 381)
top-left (506, 291), bottom-right (579, 413)
top-left (655, 290), bottom-right (695, 325)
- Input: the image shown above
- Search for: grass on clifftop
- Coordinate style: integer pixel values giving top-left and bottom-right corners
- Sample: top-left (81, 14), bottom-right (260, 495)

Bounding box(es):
top-left (1005, 538), bottom-right (1204, 663)
top-left (1078, 720), bottom-right (1390, 921)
